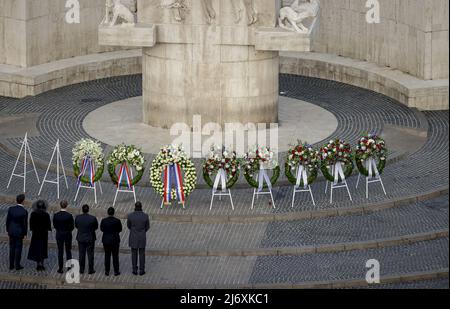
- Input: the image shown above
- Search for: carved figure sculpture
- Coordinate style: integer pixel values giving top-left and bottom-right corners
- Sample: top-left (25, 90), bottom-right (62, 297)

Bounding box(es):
top-left (231, 0), bottom-right (258, 25)
top-left (279, 0), bottom-right (320, 33)
top-left (102, 0), bottom-right (136, 26)
top-left (161, 0), bottom-right (189, 22)
top-left (202, 0), bottom-right (216, 24)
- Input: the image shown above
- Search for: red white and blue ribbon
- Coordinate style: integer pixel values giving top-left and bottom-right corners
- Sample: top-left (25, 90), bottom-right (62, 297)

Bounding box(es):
top-left (163, 163), bottom-right (185, 205)
top-left (117, 162), bottom-right (132, 189)
top-left (77, 156), bottom-right (95, 187)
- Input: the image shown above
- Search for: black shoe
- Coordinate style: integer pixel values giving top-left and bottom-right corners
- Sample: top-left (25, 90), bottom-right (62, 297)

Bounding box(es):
top-left (79, 270), bottom-right (85, 274)
top-left (16, 266), bottom-right (24, 271)
top-left (132, 271), bottom-right (138, 276)
top-left (105, 271), bottom-right (110, 276)
top-left (114, 272), bottom-right (121, 276)
top-left (9, 266), bottom-right (14, 271)
top-left (88, 270), bottom-right (96, 275)
top-left (57, 269), bottom-right (64, 274)
top-left (139, 271), bottom-right (146, 276)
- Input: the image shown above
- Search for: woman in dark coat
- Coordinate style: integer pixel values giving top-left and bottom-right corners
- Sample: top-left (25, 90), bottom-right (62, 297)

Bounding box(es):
top-left (28, 200), bottom-right (52, 271)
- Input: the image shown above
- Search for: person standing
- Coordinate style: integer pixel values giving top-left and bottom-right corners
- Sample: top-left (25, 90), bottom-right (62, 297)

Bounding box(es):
top-left (100, 207), bottom-right (122, 276)
top-left (75, 205), bottom-right (98, 275)
top-left (27, 200), bottom-right (52, 271)
top-left (127, 202), bottom-right (149, 276)
top-left (52, 200), bottom-right (74, 274)
top-left (6, 194), bottom-right (28, 271)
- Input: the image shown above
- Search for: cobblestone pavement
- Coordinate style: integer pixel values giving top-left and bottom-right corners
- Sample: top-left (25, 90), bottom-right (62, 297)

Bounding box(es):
top-left (248, 238), bottom-right (448, 284)
top-left (0, 108), bottom-right (447, 217)
top-left (0, 74), bottom-right (448, 288)
top-left (0, 238), bottom-right (447, 287)
top-left (362, 278), bottom-right (449, 289)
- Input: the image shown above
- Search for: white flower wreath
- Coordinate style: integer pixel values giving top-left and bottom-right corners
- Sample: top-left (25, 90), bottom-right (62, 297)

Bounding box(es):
top-left (72, 139), bottom-right (105, 183)
top-left (150, 144), bottom-right (197, 199)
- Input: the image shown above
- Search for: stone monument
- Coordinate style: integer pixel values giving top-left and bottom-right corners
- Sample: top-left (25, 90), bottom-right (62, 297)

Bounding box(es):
top-left (99, 0), bottom-right (319, 128)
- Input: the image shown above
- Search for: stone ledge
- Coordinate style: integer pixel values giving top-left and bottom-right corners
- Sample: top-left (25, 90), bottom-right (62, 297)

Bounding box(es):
top-left (0, 50), bottom-right (143, 98)
top-left (0, 269), bottom-right (447, 289)
top-left (255, 27), bottom-right (312, 52)
top-left (280, 52), bottom-right (449, 111)
top-left (0, 186), bottom-right (448, 223)
top-left (99, 24), bottom-right (156, 47)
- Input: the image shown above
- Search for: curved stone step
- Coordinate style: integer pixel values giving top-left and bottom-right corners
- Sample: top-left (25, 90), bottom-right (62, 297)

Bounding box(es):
top-left (1, 274), bottom-right (448, 289)
top-left (0, 238), bottom-right (447, 289)
top-left (0, 230), bottom-right (447, 258)
top-left (0, 195), bottom-right (447, 256)
top-left (1, 187), bottom-right (447, 223)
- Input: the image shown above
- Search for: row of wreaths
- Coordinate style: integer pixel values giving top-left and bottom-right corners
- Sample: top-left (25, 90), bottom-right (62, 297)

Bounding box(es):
top-left (72, 133), bottom-right (387, 199)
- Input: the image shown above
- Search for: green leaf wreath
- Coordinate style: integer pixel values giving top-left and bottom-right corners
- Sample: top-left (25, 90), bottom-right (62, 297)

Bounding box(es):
top-left (320, 139), bottom-right (354, 183)
top-left (203, 145), bottom-right (240, 190)
top-left (285, 141), bottom-right (320, 187)
top-left (72, 139), bottom-right (104, 184)
top-left (355, 133), bottom-right (387, 177)
top-left (107, 144), bottom-right (145, 186)
top-left (243, 146), bottom-right (280, 189)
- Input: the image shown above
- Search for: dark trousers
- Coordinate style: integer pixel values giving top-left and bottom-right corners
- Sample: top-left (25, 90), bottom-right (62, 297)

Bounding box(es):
top-left (131, 248), bottom-right (145, 273)
top-left (104, 244), bottom-right (120, 273)
top-left (9, 237), bottom-right (23, 269)
top-left (56, 235), bottom-right (72, 270)
top-left (78, 241), bottom-right (95, 272)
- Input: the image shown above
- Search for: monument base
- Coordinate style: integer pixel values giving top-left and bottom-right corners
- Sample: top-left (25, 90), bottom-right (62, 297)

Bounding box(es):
top-left (142, 44), bottom-right (279, 128)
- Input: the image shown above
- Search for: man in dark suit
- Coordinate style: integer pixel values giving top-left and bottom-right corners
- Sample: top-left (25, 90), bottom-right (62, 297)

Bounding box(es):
top-left (6, 194), bottom-right (28, 270)
top-left (127, 202), bottom-right (149, 276)
top-left (100, 207), bottom-right (122, 276)
top-left (52, 200), bottom-right (74, 274)
top-left (75, 204), bottom-right (98, 275)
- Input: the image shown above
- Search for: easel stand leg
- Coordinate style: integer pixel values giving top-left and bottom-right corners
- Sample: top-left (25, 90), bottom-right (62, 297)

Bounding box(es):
top-left (292, 185), bottom-right (316, 208)
top-left (38, 140), bottom-right (68, 199)
top-left (364, 175), bottom-right (387, 199)
top-left (7, 133), bottom-right (40, 192)
top-left (251, 188), bottom-right (276, 210)
top-left (210, 189), bottom-right (234, 211)
top-left (74, 182), bottom-right (99, 204)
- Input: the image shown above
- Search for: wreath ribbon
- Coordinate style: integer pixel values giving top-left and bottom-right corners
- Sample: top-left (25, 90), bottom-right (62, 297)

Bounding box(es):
top-left (333, 162), bottom-right (346, 185)
top-left (366, 158), bottom-right (380, 178)
top-left (296, 165), bottom-right (309, 189)
top-left (258, 168), bottom-right (272, 192)
top-left (117, 162), bottom-right (132, 189)
top-left (213, 168), bottom-right (227, 192)
top-left (77, 156), bottom-right (95, 187)
top-left (163, 163), bottom-right (185, 205)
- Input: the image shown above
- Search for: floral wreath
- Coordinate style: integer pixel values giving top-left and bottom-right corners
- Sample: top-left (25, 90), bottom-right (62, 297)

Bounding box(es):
top-left (320, 139), bottom-right (354, 183)
top-left (285, 141), bottom-right (320, 187)
top-left (107, 144), bottom-right (145, 186)
top-left (150, 144), bottom-right (197, 199)
top-left (203, 145), bottom-right (240, 189)
top-left (72, 139), bottom-right (104, 184)
top-left (243, 146), bottom-right (280, 189)
top-left (355, 133), bottom-right (387, 176)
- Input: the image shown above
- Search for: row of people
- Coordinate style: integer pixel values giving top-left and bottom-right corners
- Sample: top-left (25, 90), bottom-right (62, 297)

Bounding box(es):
top-left (6, 194), bottom-right (150, 276)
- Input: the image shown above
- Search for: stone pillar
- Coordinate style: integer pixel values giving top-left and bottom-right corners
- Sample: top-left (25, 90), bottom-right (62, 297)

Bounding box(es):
top-left (138, 0), bottom-right (279, 128)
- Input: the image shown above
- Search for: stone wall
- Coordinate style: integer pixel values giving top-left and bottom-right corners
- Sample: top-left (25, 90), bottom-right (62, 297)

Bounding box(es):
top-left (0, 0), bottom-right (28, 67)
top-left (0, 0), bottom-right (120, 68)
top-left (283, 0), bottom-right (449, 80)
